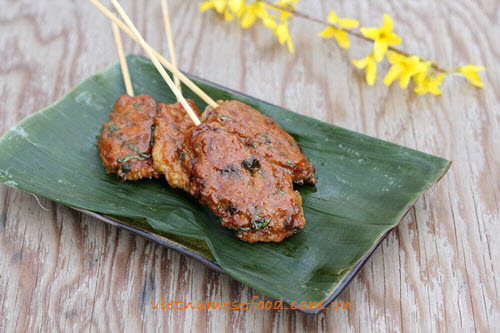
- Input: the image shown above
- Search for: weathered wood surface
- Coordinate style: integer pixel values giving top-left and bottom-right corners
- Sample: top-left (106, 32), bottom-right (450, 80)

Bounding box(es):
top-left (0, 0), bottom-right (498, 331)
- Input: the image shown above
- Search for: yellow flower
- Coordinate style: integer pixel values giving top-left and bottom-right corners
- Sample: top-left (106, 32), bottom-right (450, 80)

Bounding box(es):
top-left (318, 28), bottom-right (349, 49)
top-left (413, 61), bottom-right (432, 85)
top-left (414, 73), bottom-right (445, 96)
top-left (352, 54), bottom-right (377, 86)
top-left (200, 0), bottom-right (243, 21)
top-left (327, 11), bottom-right (359, 29)
top-left (272, 0), bottom-right (298, 53)
top-left (240, 2), bottom-right (274, 29)
top-left (261, 14), bottom-right (278, 30)
top-left (200, 0), bottom-right (225, 13)
top-left (276, 0), bottom-right (299, 20)
top-left (318, 11), bottom-right (359, 49)
top-left (383, 52), bottom-right (427, 88)
top-left (277, 0), bottom-right (299, 5)
top-left (228, 0), bottom-right (244, 15)
top-left (457, 65), bottom-right (486, 88)
top-left (360, 14), bottom-right (402, 62)
top-left (275, 21), bottom-right (294, 53)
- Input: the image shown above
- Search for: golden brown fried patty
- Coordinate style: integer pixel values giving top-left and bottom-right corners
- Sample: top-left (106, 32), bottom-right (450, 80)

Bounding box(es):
top-left (97, 95), bottom-right (160, 181)
top-left (202, 100), bottom-right (316, 185)
top-left (183, 122), bottom-right (305, 243)
top-left (152, 100), bottom-right (200, 190)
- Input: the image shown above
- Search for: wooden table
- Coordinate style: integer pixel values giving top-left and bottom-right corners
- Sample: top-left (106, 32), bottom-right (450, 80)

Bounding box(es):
top-left (0, 1), bottom-right (498, 331)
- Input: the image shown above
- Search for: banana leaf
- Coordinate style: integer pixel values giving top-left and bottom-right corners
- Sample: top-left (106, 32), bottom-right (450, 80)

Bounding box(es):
top-left (0, 55), bottom-right (450, 314)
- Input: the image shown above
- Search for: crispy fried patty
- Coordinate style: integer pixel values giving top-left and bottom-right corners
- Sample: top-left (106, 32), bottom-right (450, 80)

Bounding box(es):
top-left (98, 97), bottom-right (310, 243)
top-left (183, 122), bottom-right (305, 243)
top-left (152, 100), bottom-right (200, 190)
top-left (202, 100), bottom-right (316, 185)
top-left (97, 95), bottom-right (160, 181)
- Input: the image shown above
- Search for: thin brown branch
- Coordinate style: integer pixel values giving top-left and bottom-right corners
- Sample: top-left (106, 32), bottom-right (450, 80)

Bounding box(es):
top-left (262, 1), bottom-right (449, 73)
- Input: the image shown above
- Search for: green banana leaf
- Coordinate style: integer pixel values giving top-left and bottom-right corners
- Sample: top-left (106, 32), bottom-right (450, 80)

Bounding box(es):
top-left (0, 55), bottom-right (450, 313)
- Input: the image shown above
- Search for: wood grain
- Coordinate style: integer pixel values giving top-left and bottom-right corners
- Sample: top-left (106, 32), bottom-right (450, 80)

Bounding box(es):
top-left (0, 0), bottom-right (498, 331)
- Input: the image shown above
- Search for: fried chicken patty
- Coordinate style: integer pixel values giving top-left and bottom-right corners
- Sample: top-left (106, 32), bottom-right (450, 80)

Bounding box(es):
top-left (152, 100), bottom-right (200, 190)
top-left (183, 122), bottom-right (305, 243)
top-left (202, 100), bottom-right (316, 185)
top-left (97, 95), bottom-right (160, 181)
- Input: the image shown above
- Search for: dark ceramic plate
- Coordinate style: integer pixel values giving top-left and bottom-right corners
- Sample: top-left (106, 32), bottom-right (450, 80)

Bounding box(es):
top-left (0, 55), bottom-right (450, 314)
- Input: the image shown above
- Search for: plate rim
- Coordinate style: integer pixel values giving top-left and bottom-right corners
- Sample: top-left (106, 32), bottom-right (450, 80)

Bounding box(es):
top-left (77, 198), bottom-right (421, 314)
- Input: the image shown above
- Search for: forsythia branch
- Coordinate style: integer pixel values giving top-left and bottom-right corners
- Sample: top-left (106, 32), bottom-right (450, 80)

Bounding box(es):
top-left (200, 0), bottom-right (486, 95)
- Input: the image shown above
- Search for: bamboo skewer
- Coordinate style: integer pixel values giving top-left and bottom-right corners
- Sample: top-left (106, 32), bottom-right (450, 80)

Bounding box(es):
top-left (88, 0), bottom-right (218, 109)
top-left (111, 21), bottom-right (134, 96)
top-left (161, 0), bottom-right (181, 93)
top-left (110, 0), bottom-right (201, 126)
